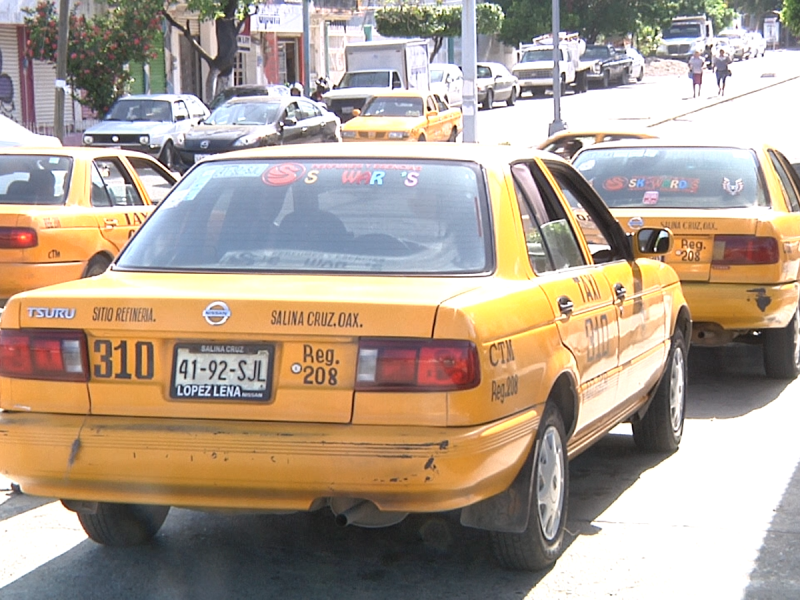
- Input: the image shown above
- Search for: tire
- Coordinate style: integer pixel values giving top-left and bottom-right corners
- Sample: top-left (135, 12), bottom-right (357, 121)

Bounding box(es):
top-left (763, 303), bottom-right (800, 379)
top-left (77, 502), bottom-right (170, 546)
top-left (417, 134), bottom-right (426, 142)
top-left (158, 141), bottom-right (177, 171)
top-left (448, 127), bottom-right (458, 142)
top-left (602, 70), bottom-right (610, 89)
top-left (491, 404), bottom-right (568, 571)
top-left (633, 329), bottom-right (687, 453)
top-left (83, 255), bottom-right (111, 278)
top-left (577, 71), bottom-right (589, 93)
top-left (636, 66), bottom-right (644, 82)
top-left (621, 68), bottom-right (630, 85)
top-left (482, 89), bottom-right (494, 110)
top-left (506, 87), bottom-right (517, 107)
top-left (560, 77), bottom-right (567, 95)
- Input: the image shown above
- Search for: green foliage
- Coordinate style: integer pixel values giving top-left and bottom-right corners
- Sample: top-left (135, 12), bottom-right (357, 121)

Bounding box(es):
top-left (375, 2), bottom-right (504, 60)
top-left (24, 0), bottom-right (165, 116)
top-left (784, 0), bottom-right (800, 35)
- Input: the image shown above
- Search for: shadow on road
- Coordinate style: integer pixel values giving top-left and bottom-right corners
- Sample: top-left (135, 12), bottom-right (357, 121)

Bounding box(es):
top-left (0, 488), bottom-right (54, 524)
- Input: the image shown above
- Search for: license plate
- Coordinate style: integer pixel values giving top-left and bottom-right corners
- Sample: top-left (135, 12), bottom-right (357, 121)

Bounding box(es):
top-left (673, 237), bottom-right (708, 263)
top-left (170, 343), bottom-right (273, 401)
top-left (194, 153), bottom-right (211, 163)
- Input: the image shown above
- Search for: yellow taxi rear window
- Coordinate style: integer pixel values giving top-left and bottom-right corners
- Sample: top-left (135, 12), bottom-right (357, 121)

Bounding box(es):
top-left (574, 147), bottom-right (767, 209)
top-left (117, 158), bottom-right (492, 275)
top-left (0, 155), bottom-right (72, 205)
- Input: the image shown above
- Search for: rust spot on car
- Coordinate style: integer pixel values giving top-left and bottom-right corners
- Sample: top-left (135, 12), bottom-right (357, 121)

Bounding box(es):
top-left (747, 288), bottom-right (772, 312)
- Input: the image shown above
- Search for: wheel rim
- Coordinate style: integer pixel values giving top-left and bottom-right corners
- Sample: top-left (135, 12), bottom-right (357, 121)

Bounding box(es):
top-left (537, 425), bottom-right (565, 541)
top-left (669, 346), bottom-right (686, 434)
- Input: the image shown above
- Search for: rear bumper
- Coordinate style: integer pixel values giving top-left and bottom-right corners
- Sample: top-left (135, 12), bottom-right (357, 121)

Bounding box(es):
top-left (683, 281), bottom-right (799, 331)
top-left (0, 261), bottom-right (85, 301)
top-left (0, 409), bottom-right (539, 512)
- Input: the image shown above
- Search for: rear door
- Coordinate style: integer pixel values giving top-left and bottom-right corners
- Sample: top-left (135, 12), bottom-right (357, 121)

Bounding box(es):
top-left (91, 158), bottom-right (153, 251)
top-left (124, 155), bottom-right (177, 205)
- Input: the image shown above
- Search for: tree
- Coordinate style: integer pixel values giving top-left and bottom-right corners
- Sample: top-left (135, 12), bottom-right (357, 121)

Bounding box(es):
top-left (783, 0), bottom-right (800, 35)
top-left (374, 2), bottom-right (505, 61)
top-left (24, 0), bottom-right (164, 116)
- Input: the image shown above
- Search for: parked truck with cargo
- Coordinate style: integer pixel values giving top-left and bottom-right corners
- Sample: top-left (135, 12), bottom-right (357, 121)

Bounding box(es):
top-left (322, 39), bottom-right (431, 122)
top-left (512, 32), bottom-right (590, 97)
top-left (657, 15), bottom-right (714, 61)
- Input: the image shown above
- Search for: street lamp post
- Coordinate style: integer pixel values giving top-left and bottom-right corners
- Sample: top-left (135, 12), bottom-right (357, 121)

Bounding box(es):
top-left (548, 0), bottom-right (567, 136)
top-left (461, 0), bottom-right (478, 142)
top-left (54, 0), bottom-right (70, 142)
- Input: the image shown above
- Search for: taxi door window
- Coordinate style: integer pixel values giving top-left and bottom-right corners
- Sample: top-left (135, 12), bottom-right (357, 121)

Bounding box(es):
top-left (511, 162), bottom-right (585, 271)
top-left (93, 158), bottom-right (144, 206)
top-left (434, 94), bottom-right (448, 112)
top-left (426, 96), bottom-right (437, 113)
top-left (127, 157), bottom-right (176, 205)
top-left (768, 150), bottom-right (800, 212)
top-left (91, 164), bottom-right (112, 207)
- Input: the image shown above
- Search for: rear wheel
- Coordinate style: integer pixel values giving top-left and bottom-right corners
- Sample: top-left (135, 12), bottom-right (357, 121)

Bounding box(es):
top-left (633, 329), bottom-right (687, 452)
top-left (83, 255), bottom-right (111, 278)
top-left (417, 134), bottom-right (427, 142)
top-left (621, 68), bottom-right (630, 85)
top-left (763, 304), bottom-right (800, 379)
top-left (602, 70), bottom-right (611, 88)
top-left (637, 65), bottom-right (644, 82)
top-left (448, 127), bottom-right (458, 142)
top-left (158, 141), bottom-right (177, 171)
top-left (491, 404), bottom-right (568, 571)
top-left (77, 502), bottom-right (170, 546)
top-left (506, 87), bottom-right (517, 107)
top-left (482, 89), bottom-right (494, 110)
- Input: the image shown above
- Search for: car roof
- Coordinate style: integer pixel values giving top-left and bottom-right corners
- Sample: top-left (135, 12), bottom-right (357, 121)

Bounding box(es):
top-left (0, 146), bottom-right (167, 159)
top-left (224, 95), bottom-right (285, 105)
top-left (115, 94), bottom-right (195, 102)
top-left (197, 141), bottom-right (563, 167)
top-left (578, 138), bottom-right (772, 153)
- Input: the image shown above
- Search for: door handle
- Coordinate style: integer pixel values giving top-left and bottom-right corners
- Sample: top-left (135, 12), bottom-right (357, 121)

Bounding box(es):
top-left (557, 296), bottom-right (574, 316)
top-left (103, 218), bottom-right (118, 228)
top-left (301, 126), bottom-right (308, 134)
top-left (614, 283), bottom-right (627, 301)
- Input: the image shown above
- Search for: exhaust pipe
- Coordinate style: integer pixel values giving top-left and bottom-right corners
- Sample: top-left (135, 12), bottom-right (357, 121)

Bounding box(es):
top-left (335, 500), bottom-right (372, 527)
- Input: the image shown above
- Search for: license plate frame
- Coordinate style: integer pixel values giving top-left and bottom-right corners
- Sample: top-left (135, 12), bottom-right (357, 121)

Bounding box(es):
top-left (170, 342), bottom-right (274, 401)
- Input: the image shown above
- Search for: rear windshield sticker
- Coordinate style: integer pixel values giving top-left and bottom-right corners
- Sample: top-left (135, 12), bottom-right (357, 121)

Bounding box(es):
top-left (602, 176), bottom-right (700, 193)
top-left (577, 159), bottom-right (595, 171)
top-left (643, 191), bottom-right (659, 205)
top-left (263, 163), bottom-right (306, 186)
top-left (722, 177), bottom-right (744, 196)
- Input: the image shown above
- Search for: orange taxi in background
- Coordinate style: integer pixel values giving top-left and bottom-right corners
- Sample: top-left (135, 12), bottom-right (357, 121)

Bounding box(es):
top-left (573, 140), bottom-right (800, 378)
top-left (0, 147), bottom-right (176, 307)
top-left (0, 143), bottom-right (688, 572)
top-left (341, 90), bottom-right (462, 142)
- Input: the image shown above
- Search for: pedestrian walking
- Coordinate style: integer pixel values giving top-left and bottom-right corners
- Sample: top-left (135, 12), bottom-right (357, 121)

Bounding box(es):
top-left (713, 48), bottom-right (733, 96)
top-left (688, 49), bottom-right (705, 98)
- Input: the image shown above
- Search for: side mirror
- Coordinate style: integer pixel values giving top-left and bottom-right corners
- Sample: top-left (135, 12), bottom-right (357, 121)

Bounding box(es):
top-left (495, 75), bottom-right (502, 81)
top-left (283, 116), bottom-right (298, 127)
top-left (632, 227), bottom-right (673, 257)
top-left (175, 114), bottom-right (187, 122)
top-left (392, 79), bottom-right (402, 89)
top-left (427, 110), bottom-right (439, 118)
top-left (351, 109), bottom-right (361, 117)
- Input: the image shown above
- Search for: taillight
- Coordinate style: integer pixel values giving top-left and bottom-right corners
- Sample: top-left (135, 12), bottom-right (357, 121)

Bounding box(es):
top-left (355, 339), bottom-right (480, 391)
top-left (712, 235), bottom-right (779, 266)
top-left (0, 227), bottom-right (38, 249)
top-left (0, 330), bottom-right (88, 381)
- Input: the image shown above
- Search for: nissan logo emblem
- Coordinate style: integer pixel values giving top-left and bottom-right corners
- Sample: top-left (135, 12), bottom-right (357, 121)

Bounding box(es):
top-left (203, 301), bottom-right (231, 326)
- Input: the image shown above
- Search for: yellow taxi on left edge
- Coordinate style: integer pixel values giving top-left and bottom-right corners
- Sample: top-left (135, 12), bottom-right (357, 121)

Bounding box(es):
top-left (0, 143), bottom-right (688, 572)
top-left (341, 90), bottom-right (462, 142)
top-left (0, 147), bottom-right (176, 307)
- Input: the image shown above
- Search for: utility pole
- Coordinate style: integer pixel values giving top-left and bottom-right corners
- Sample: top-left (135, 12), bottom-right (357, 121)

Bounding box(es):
top-left (302, 0), bottom-right (310, 93)
top-left (54, 0), bottom-right (70, 142)
top-left (461, 0), bottom-right (477, 142)
top-left (548, 0), bottom-right (566, 136)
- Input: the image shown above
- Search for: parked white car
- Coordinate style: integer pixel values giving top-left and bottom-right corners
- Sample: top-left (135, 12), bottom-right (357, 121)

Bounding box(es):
top-left (622, 47), bottom-right (646, 82)
top-left (745, 31), bottom-right (767, 58)
top-left (430, 64), bottom-right (463, 108)
top-left (716, 29), bottom-right (748, 60)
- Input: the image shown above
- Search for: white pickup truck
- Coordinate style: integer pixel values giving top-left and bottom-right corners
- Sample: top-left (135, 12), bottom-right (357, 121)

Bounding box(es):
top-left (512, 33), bottom-right (590, 96)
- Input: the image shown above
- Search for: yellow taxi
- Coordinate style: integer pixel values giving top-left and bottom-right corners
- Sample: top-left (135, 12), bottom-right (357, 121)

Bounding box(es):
top-left (0, 143), bottom-right (689, 572)
top-left (341, 90), bottom-right (462, 142)
top-left (573, 140), bottom-right (800, 378)
top-left (0, 147), bottom-right (176, 307)
top-left (538, 129), bottom-right (657, 160)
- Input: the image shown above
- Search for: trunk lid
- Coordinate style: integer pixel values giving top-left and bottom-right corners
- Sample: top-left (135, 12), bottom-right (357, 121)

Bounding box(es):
top-left (19, 272), bottom-right (482, 423)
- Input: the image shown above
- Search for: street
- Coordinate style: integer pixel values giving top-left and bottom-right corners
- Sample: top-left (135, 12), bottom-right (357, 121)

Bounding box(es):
top-left (2, 50), bottom-right (800, 600)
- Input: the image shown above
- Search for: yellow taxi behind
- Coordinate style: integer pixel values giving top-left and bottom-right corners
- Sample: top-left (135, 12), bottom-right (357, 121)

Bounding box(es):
top-left (0, 147), bottom-right (176, 307)
top-left (538, 129), bottom-right (657, 160)
top-left (573, 140), bottom-right (800, 378)
top-left (0, 143), bottom-right (688, 572)
top-left (341, 90), bottom-right (462, 142)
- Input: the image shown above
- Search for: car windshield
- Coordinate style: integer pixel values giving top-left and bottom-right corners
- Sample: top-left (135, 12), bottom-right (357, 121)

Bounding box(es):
top-left (583, 46), bottom-right (611, 59)
top-left (338, 71), bottom-right (390, 88)
top-left (117, 159), bottom-right (491, 275)
top-left (0, 155), bottom-right (72, 205)
top-left (106, 99), bottom-right (173, 122)
top-left (573, 147), bottom-right (768, 209)
top-left (520, 49), bottom-right (553, 62)
top-left (361, 97), bottom-right (424, 117)
top-left (430, 70), bottom-right (444, 83)
top-left (477, 66), bottom-right (492, 78)
top-left (664, 24), bottom-right (703, 38)
top-left (205, 102), bottom-right (280, 126)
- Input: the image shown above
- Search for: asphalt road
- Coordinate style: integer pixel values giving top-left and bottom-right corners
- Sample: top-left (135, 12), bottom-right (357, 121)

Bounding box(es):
top-left (3, 50), bottom-right (800, 599)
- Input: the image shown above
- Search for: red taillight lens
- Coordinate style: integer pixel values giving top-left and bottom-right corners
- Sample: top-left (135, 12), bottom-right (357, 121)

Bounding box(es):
top-left (712, 236), bottom-right (779, 265)
top-left (356, 339), bottom-right (480, 391)
top-left (0, 227), bottom-right (38, 249)
top-left (0, 330), bottom-right (88, 381)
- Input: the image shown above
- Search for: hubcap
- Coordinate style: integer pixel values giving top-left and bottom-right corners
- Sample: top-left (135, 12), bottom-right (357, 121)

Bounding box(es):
top-left (669, 346), bottom-right (686, 434)
top-left (537, 425), bottom-right (565, 541)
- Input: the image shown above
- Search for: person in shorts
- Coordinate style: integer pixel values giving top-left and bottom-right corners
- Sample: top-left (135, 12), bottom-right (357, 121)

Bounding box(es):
top-left (713, 48), bottom-right (733, 96)
top-left (688, 50), bottom-right (705, 98)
